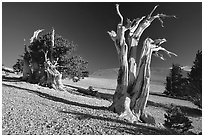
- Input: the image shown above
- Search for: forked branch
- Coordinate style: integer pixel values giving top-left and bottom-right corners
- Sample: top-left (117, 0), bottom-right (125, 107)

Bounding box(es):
top-left (129, 16), bottom-right (146, 37)
top-left (150, 38), bottom-right (177, 60)
top-left (147, 5), bottom-right (176, 27)
top-left (53, 58), bottom-right (59, 66)
top-left (42, 50), bottom-right (49, 62)
top-left (131, 5), bottom-right (176, 42)
top-left (152, 46), bottom-right (178, 57)
top-left (152, 13), bottom-right (176, 27)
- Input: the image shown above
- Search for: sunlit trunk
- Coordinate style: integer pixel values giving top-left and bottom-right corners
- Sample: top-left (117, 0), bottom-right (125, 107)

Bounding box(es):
top-left (108, 4), bottom-right (177, 124)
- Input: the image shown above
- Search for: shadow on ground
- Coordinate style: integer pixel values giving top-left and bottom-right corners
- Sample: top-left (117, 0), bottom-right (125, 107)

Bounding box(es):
top-left (3, 76), bottom-right (202, 118)
top-left (2, 83), bottom-right (199, 135)
top-left (2, 75), bottom-right (22, 82)
top-left (58, 110), bottom-right (172, 135)
top-left (64, 84), bottom-right (113, 102)
top-left (2, 83), bottom-right (175, 135)
top-left (2, 83), bottom-right (107, 111)
top-left (65, 84), bottom-right (202, 117)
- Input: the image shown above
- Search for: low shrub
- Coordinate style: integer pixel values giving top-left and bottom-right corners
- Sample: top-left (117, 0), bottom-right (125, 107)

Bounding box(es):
top-left (163, 105), bottom-right (193, 133)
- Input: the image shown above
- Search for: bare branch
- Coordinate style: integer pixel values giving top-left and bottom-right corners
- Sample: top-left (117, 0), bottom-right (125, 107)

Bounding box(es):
top-left (148, 5), bottom-right (159, 18)
top-left (151, 13), bottom-right (176, 27)
top-left (147, 5), bottom-right (176, 27)
top-left (146, 38), bottom-right (177, 60)
top-left (42, 50), bottom-right (49, 62)
top-left (158, 13), bottom-right (177, 18)
top-left (129, 16), bottom-right (146, 36)
top-left (125, 18), bottom-right (133, 29)
top-left (107, 30), bottom-right (117, 41)
top-left (129, 6), bottom-right (176, 47)
top-left (51, 27), bottom-right (55, 47)
top-left (53, 57), bottom-right (59, 66)
top-left (30, 29), bottom-right (44, 43)
top-left (107, 30), bottom-right (120, 54)
top-left (152, 38), bottom-right (167, 45)
top-left (153, 51), bottom-right (165, 60)
top-left (152, 46), bottom-right (177, 57)
top-left (116, 4), bottom-right (123, 25)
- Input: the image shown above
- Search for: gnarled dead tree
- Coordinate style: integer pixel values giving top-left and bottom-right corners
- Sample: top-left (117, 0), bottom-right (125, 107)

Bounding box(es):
top-left (108, 4), bottom-right (177, 124)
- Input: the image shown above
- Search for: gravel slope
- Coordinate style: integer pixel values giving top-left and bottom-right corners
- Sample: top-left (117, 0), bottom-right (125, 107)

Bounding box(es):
top-left (2, 77), bottom-right (202, 135)
top-left (2, 84), bottom-right (170, 135)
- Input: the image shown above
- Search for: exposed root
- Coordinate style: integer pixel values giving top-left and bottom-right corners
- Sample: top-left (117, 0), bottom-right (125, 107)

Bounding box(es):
top-left (119, 110), bottom-right (140, 123)
top-left (108, 103), bottom-right (116, 112)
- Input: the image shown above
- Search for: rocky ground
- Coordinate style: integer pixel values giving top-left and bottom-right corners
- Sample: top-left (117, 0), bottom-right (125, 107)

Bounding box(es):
top-left (2, 75), bottom-right (202, 135)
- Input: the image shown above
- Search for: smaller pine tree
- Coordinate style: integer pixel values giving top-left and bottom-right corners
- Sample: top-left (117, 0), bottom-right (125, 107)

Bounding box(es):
top-left (164, 105), bottom-right (193, 133)
top-left (164, 64), bottom-right (185, 97)
top-left (13, 58), bottom-right (24, 74)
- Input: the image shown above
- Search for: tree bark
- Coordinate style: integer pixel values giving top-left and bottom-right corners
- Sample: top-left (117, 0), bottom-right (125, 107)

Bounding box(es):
top-left (108, 4), bottom-right (177, 124)
top-left (39, 59), bottom-right (65, 91)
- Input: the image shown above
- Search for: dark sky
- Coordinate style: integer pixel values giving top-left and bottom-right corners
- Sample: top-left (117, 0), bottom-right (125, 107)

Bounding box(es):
top-left (2, 2), bottom-right (202, 73)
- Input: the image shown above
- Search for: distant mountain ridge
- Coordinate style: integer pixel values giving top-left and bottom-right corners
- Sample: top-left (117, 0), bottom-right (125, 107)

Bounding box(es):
top-left (90, 67), bottom-right (190, 85)
top-left (91, 68), bottom-right (119, 79)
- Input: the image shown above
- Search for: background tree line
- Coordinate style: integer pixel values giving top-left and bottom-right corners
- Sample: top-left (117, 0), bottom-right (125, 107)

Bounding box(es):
top-left (164, 50), bottom-right (202, 108)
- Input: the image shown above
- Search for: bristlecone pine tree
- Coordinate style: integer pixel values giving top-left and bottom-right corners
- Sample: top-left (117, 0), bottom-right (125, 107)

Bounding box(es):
top-left (21, 29), bottom-right (88, 91)
top-left (108, 4), bottom-right (177, 124)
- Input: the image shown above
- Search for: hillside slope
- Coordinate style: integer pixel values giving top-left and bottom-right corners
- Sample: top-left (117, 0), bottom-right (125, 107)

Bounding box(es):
top-left (2, 74), bottom-right (201, 135)
top-left (2, 82), bottom-right (168, 135)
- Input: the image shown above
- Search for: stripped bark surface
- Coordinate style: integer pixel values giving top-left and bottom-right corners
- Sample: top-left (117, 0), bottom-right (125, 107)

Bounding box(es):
top-left (108, 4), bottom-right (177, 124)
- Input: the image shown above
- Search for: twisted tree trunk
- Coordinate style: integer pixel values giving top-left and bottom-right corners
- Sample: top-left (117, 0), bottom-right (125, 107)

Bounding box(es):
top-left (108, 4), bottom-right (177, 124)
top-left (38, 51), bottom-right (65, 90)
